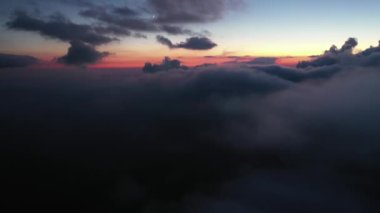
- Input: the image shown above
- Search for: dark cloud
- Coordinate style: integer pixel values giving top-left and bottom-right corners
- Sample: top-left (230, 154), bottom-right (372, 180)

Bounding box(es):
top-left (360, 40), bottom-right (380, 56)
top-left (112, 6), bottom-right (139, 17)
top-left (57, 40), bottom-right (109, 66)
top-left (0, 53), bottom-right (39, 69)
top-left (5, 0), bottom-right (237, 62)
top-left (6, 11), bottom-right (115, 45)
top-left (253, 65), bottom-right (340, 83)
top-left (93, 25), bottom-right (132, 37)
top-left (57, 0), bottom-right (94, 7)
top-left (176, 37), bottom-right (217, 50)
top-left (160, 25), bottom-right (194, 35)
top-left (297, 37), bottom-right (360, 68)
top-left (1, 38), bottom-right (380, 212)
top-left (156, 35), bottom-right (175, 48)
top-left (262, 38), bottom-right (380, 82)
top-left (148, 0), bottom-right (244, 23)
top-left (78, 5), bottom-right (199, 36)
top-left (79, 7), bottom-right (159, 32)
top-left (50, 0), bottom-right (239, 37)
top-left (340, 37), bottom-right (358, 53)
top-left (143, 57), bottom-right (188, 73)
top-left (297, 56), bottom-right (339, 68)
top-left (248, 57), bottom-right (277, 65)
top-left (157, 35), bottom-right (217, 50)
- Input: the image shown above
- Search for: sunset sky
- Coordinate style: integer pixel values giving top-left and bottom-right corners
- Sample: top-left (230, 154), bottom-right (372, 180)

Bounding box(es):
top-left (1, 0), bottom-right (380, 67)
top-left (2, 1), bottom-right (380, 212)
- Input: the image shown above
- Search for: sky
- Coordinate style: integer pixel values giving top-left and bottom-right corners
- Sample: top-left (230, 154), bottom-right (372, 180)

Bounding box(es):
top-left (1, 0), bottom-right (380, 67)
top-left (1, 1), bottom-right (380, 212)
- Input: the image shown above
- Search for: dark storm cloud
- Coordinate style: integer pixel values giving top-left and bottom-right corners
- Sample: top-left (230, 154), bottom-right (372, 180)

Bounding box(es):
top-left (0, 53), bottom-right (39, 69)
top-left (57, 40), bottom-right (109, 66)
top-left (2, 38), bottom-right (380, 212)
top-left (157, 35), bottom-right (217, 50)
top-left (6, 11), bottom-right (115, 45)
top-left (147, 0), bottom-right (244, 23)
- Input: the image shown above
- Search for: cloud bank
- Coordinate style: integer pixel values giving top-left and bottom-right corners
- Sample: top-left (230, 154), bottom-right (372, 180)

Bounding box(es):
top-left (1, 38), bottom-right (380, 212)
top-left (0, 53), bottom-right (39, 68)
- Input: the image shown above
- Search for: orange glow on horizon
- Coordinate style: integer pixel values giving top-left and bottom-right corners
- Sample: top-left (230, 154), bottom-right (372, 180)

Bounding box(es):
top-left (92, 55), bottom-right (310, 68)
top-left (32, 53), bottom-right (311, 69)
top-left (276, 56), bottom-right (311, 67)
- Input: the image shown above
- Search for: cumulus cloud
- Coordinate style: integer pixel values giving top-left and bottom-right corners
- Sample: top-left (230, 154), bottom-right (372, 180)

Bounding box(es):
top-left (0, 53), bottom-right (39, 69)
top-left (57, 40), bottom-right (109, 66)
top-left (297, 37), bottom-right (358, 68)
top-left (157, 35), bottom-right (217, 50)
top-left (361, 41), bottom-right (380, 56)
top-left (143, 57), bottom-right (188, 73)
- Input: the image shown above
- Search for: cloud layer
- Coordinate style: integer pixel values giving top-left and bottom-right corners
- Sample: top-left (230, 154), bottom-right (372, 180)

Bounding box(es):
top-left (1, 38), bottom-right (380, 212)
top-left (0, 53), bottom-right (39, 68)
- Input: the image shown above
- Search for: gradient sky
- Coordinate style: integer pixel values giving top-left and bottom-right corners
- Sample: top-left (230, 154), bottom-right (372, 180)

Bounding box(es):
top-left (1, 0), bottom-right (380, 67)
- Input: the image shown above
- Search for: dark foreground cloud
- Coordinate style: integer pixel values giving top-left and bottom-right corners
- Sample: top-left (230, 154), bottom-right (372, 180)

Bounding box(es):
top-left (57, 41), bottom-right (110, 66)
top-left (1, 38), bottom-right (380, 212)
top-left (0, 53), bottom-right (39, 69)
top-left (157, 35), bottom-right (217, 50)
